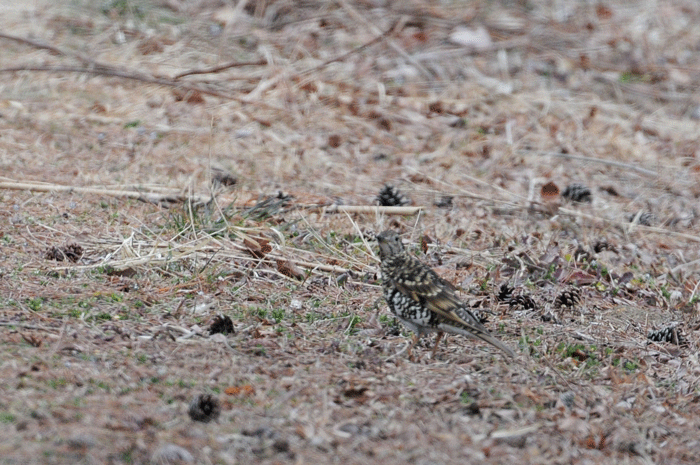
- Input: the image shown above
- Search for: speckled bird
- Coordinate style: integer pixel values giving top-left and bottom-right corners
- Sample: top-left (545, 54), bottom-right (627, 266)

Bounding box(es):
top-left (376, 230), bottom-right (515, 360)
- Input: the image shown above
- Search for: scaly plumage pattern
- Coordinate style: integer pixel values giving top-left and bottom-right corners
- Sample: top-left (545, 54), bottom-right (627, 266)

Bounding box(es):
top-left (376, 230), bottom-right (515, 359)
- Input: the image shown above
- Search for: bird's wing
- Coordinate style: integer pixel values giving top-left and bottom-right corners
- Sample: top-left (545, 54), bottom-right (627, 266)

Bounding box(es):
top-left (391, 256), bottom-right (485, 329)
top-left (391, 256), bottom-right (515, 358)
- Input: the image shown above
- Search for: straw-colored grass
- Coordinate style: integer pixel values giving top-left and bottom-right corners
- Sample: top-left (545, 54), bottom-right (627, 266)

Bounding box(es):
top-left (1, 0), bottom-right (700, 463)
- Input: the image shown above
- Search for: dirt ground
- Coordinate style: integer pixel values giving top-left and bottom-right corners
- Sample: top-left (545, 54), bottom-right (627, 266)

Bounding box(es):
top-left (2, 0), bottom-right (700, 464)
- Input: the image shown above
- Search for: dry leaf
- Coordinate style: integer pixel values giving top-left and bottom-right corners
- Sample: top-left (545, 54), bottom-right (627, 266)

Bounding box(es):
top-left (243, 237), bottom-right (271, 259)
top-left (540, 181), bottom-right (560, 199)
top-left (276, 260), bottom-right (305, 280)
top-left (225, 385), bottom-right (255, 397)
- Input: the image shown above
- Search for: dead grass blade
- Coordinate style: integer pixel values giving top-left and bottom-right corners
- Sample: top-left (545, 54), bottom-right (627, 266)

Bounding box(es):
top-left (0, 180), bottom-right (209, 204)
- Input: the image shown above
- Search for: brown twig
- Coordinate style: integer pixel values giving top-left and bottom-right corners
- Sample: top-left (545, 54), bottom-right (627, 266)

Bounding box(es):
top-left (174, 59), bottom-right (268, 79)
top-left (0, 29), bottom-right (284, 123)
top-left (0, 65), bottom-right (250, 102)
top-left (339, 0), bottom-right (433, 79)
top-left (298, 26), bottom-right (393, 76)
top-left (0, 31), bottom-right (97, 66)
top-left (0, 65), bottom-right (279, 125)
top-left (319, 205), bottom-right (423, 215)
top-left (0, 65), bottom-right (175, 85)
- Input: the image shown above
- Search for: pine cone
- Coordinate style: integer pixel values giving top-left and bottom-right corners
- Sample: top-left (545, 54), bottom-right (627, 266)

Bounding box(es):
top-left (648, 325), bottom-right (686, 345)
top-left (554, 288), bottom-right (581, 308)
top-left (508, 294), bottom-right (536, 310)
top-left (562, 183), bottom-right (592, 203)
top-left (376, 185), bottom-right (409, 207)
top-left (211, 167), bottom-right (238, 187)
top-left (45, 243), bottom-right (84, 262)
top-left (209, 314), bottom-right (235, 335)
top-left (593, 241), bottom-right (616, 253)
top-left (434, 196), bottom-right (453, 208)
top-left (188, 394), bottom-right (221, 423)
top-left (497, 283), bottom-right (514, 302)
top-left (573, 246), bottom-right (591, 263)
top-left (629, 212), bottom-right (655, 226)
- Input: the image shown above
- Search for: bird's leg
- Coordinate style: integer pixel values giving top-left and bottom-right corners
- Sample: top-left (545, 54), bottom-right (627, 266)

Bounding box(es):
top-left (431, 332), bottom-right (444, 359)
top-left (408, 333), bottom-right (422, 362)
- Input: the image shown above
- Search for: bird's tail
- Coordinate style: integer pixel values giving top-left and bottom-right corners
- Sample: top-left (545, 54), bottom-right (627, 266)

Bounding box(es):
top-left (438, 323), bottom-right (516, 358)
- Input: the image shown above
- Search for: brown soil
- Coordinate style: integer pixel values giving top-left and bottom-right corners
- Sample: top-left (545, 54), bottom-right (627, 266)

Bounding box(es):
top-left (1, 1), bottom-right (700, 464)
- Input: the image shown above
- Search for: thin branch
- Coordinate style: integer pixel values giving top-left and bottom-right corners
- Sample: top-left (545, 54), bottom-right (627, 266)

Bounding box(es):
top-left (0, 65), bottom-right (279, 125)
top-left (0, 31), bottom-right (97, 66)
top-left (175, 59), bottom-right (268, 79)
top-left (316, 205), bottom-right (423, 215)
top-left (339, 0), bottom-right (433, 79)
top-left (0, 65), bottom-right (250, 102)
top-left (298, 26), bottom-right (392, 76)
top-left (0, 64), bottom-right (174, 85)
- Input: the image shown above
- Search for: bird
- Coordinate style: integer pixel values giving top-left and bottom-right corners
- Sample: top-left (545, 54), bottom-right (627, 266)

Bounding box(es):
top-left (376, 230), bottom-right (515, 360)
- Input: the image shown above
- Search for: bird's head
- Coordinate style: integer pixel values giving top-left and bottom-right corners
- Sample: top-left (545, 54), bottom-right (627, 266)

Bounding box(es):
top-left (376, 230), bottom-right (404, 259)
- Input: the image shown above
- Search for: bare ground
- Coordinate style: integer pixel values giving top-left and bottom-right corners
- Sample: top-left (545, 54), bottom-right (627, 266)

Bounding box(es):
top-left (1, 1), bottom-right (700, 464)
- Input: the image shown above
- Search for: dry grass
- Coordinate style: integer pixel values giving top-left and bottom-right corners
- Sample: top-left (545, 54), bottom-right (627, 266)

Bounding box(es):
top-left (2, 0), bottom-right (700, 463)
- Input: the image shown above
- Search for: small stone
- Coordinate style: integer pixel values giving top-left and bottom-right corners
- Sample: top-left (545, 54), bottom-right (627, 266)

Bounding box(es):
top-left (150, 444), bottom-right (194, 463)
top-left (67, 433), bottom-right (97, 449)
top-left (560, 391), bottom-right (575, 409)
top-left (272, 438), bottom-right (290, 453)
